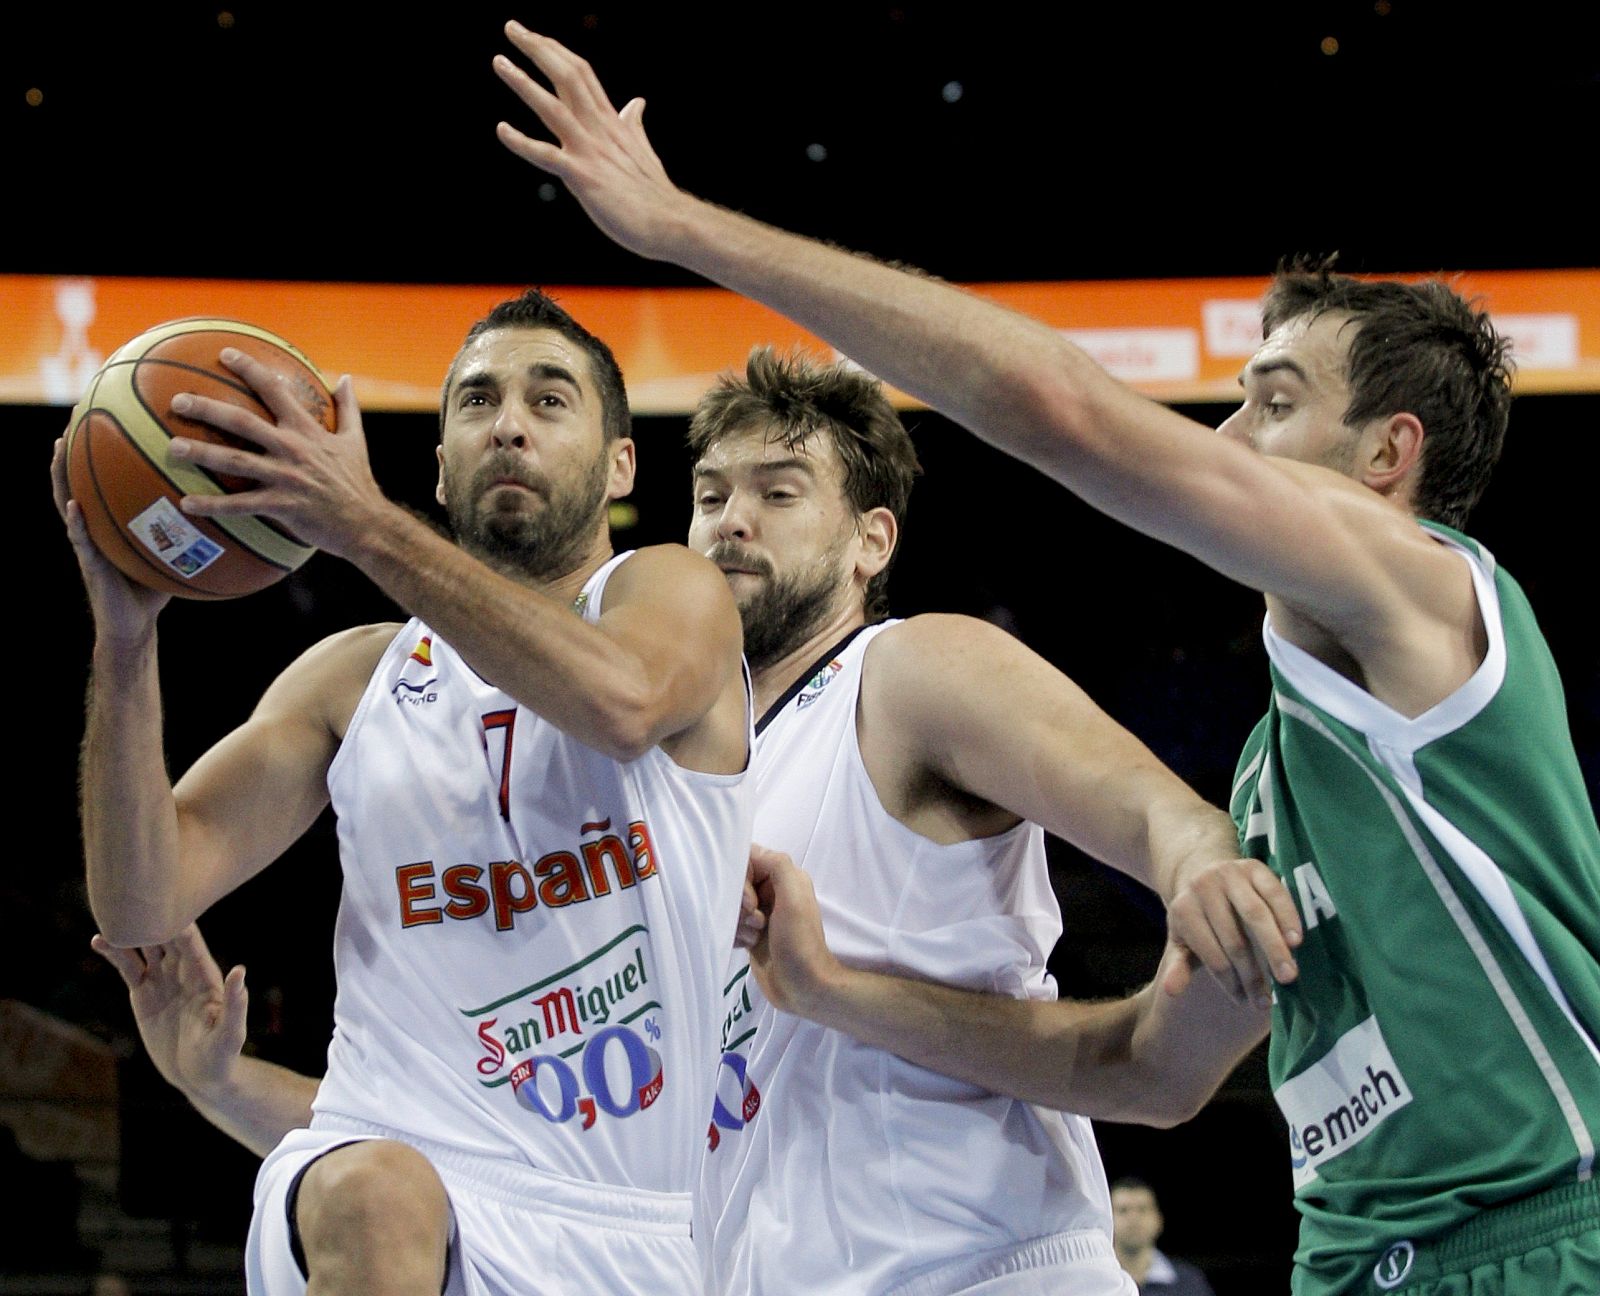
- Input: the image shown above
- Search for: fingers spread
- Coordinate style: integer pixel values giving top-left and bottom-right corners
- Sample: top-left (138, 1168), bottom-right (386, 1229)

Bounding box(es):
top-left (91, 935), bottom-right (147, 987)
top-left (168, 392), bottom-right (281, 454)
top-left (217, 349), bottom-right (319, 428)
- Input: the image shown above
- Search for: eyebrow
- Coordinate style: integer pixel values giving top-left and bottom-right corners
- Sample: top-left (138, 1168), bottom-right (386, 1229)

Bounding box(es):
top-left (1238, 357), bottom-right (1310, 389)
top-left (452, 362), bottom-right (585, 401)
top-left (693, 456), bottom-right (818, 481)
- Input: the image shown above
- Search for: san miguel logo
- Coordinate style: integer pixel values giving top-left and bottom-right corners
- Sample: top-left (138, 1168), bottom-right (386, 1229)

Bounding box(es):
top-left (465, 925), bottom-right (666, 1131)
top-left (706, 963), bottom-right (762, 1153)
top-left (394, 818), bottom-right (660, 933)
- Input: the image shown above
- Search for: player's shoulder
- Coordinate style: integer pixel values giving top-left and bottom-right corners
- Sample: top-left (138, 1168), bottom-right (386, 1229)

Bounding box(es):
top-left (601, 547), bottom-right (741, 667)
top-left (1273, 457), bottom-right (1466, 574)
top-left (863, 613), bottom-right (1026, 711)
top-left (604, 545), bottom-right (740, 627)
top-left (262, 622), bottom-right (403, 712)
top-left (866, 611), bottom-right (1021, 669)
top-left (299, 622), bottom-right (405, 676)
top-left (609, 543), bottom-right (730, 596)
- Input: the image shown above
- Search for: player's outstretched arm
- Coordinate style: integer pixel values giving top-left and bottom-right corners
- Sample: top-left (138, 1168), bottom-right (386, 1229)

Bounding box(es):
top-left (861, 616), bottom-right (1301, 1005)
top-left (747, 846), bottom-right (1266, 1124)
top-left (493, 28), bottom-right (1465, 692)
top-left (93, 926), bottom-right (318, 1157)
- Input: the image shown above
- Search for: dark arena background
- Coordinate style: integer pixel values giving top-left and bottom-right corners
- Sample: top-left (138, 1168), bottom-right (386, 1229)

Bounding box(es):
top-left (5, 4), bottom-right (1597, 1292)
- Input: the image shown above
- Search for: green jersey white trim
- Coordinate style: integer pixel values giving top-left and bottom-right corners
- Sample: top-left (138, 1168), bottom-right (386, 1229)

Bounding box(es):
top-left (1274, 691), bottom-right (1596, 1182)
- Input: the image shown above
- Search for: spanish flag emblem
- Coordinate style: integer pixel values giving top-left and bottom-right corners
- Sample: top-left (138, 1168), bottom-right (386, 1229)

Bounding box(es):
top-left (408, 636), bottom-right (434, 667)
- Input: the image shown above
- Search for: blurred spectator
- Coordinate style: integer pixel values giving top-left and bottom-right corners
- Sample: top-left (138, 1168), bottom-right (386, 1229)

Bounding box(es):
top-left (1112, 1176), bottom-right (1217, 1295)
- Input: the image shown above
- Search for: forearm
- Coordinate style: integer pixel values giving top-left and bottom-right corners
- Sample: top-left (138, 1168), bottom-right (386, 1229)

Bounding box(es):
top-left (1116, 951), bottom-right (1270, 1125)
top-left (797, 953), bottom-right (1263, 1126)
top-left (184, 1056), bottom-right (319, 1158)
top-left (344, 507), bottom-right (661, 757)
top-left (81, 630), bottom-right (187, 944)
top-left (655, 196), bottom-right (1102, 467)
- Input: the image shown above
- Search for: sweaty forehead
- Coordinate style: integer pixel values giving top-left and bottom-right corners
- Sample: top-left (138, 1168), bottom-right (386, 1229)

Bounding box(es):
top-left (696, 421), bottom-right (846, 482)
top-left (1253, 310), bottom-right (1358, 387)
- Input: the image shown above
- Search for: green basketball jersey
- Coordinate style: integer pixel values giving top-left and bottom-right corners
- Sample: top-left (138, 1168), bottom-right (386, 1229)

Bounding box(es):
top-left (1229, 524), bottom-right (1600, 1296)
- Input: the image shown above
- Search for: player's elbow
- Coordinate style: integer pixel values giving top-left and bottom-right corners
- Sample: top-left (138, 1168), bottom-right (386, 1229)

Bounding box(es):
top-left (1138, 1085), bottom-right (1211, 1129)
top-left (592, 721), bottom-right (657, 764)
top-left (91, 898), bottom-right (186, 950)
top-left (586, 692), bottom-right (670, 763)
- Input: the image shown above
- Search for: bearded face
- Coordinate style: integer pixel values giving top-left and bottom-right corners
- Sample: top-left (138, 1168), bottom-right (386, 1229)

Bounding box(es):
top-left (441, 444), bottom-right (612, 583)
top-left (707, 535), bottom-right (849, 672)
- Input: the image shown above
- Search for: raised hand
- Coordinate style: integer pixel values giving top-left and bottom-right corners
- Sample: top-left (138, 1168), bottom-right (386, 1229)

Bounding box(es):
top-left (167, 355), bottom-right (386, 559)
top-left (493, 23), bottom-right (688, 260)
top-left (52, 432), bottom-right (171, 638)
top-left (92, 924), bottom-right (248, 1100)
top-left (1161, 857), bottom-right (1302, 1007)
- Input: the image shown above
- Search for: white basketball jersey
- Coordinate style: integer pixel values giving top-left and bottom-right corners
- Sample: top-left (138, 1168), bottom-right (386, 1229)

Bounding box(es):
top-left (314, 551), bottom-right (753, 1195)
top-left (701, 621), bottom-right (1116, 1294)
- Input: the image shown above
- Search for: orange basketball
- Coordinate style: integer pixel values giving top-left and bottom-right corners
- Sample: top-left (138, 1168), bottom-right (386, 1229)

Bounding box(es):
top-left (65, 318), bottom-right (336, 600)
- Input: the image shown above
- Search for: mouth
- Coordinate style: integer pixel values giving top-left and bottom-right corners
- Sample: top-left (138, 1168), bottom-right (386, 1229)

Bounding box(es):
top-left (480, 475), bottom-right (544, 503)
top-left (708, 543), bottom-right (772, 580)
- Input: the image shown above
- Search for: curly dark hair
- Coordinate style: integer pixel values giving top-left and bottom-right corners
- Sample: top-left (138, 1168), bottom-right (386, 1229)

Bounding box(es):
top-left (688, 347), bottom-right (922, 621)
top-left (1262, 254), bottom-right (1513, 528)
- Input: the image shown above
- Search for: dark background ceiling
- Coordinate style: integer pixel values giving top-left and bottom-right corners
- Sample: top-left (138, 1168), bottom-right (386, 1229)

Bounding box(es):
top-left (8, 2), bottom-right (1599, 287)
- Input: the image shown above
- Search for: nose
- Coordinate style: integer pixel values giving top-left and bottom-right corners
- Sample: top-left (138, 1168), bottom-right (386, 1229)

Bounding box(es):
top-left (490, 403), bottom-right (532, 450)
top-left (1216, 404), bottom-right (1250, 447)
top-left (714, 491), bottom-right (754, 542)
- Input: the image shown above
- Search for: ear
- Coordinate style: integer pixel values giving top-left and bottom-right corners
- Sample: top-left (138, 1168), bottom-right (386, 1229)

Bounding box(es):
top-left (855, 506), bottom-right (897, 584)
top-left (1360, 412), bottom-right (1425, 497)
top-left (435, 443), bottom-right (448, 509)
top-left (606, 438), bottom-right (637, 501)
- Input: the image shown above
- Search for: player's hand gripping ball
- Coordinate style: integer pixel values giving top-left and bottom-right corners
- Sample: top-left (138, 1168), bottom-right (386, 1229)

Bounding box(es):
top-left (65, 318), bottom-right (336, 599)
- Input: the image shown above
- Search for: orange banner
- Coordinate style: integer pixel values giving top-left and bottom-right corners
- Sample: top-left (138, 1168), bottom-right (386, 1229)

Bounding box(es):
top-left (5, 270), bottom-right (1597, 413)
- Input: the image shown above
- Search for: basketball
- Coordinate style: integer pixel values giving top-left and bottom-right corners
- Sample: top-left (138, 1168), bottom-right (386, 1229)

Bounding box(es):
top-left (65, 318), bottom-right (336, 600)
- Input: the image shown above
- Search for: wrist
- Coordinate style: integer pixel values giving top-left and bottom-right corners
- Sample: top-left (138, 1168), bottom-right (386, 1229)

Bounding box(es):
top-left (92, 621), bottom-right (158, 669)
top-left (180, 1057), bottom-right (241, 1107)
top-left (789, 949), bottom-right (856, 1025)
top-left (332, 494), bottom-right (417, 569)
top-left (1151, 808), bottom-right (1239, 904)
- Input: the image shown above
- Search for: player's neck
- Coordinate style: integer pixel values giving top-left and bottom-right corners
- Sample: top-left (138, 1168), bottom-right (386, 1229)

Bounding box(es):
top-left (749, 603), bottom-right (868, 716)
top-left (472, 526), bottom-right (615, 608)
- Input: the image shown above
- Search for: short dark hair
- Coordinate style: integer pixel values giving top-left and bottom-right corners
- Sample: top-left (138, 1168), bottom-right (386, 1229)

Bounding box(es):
top-left (1110, 1176), bottom-right (1156, 1197)
top-left (441, 288), bottom-right (631, 444)
top-left (688, 347), bottom-right (922, 621)
top-left (1261, 254), bottom-right (1513, 529)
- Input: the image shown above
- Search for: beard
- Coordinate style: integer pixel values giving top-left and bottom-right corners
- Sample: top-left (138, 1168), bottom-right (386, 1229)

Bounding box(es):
top-left (709, 540), bottom-right (846, 672)
top-left (443, 448), bottom-right (611, 582)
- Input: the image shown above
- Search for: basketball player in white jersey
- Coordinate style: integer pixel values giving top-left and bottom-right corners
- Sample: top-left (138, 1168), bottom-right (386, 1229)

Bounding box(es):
top-left (55, 287), bottom-right (755, 1296)
top-left (98, 345), bottom-right (1291, 1295)
top-left (688, 349), bottom-right (1275, 1295)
